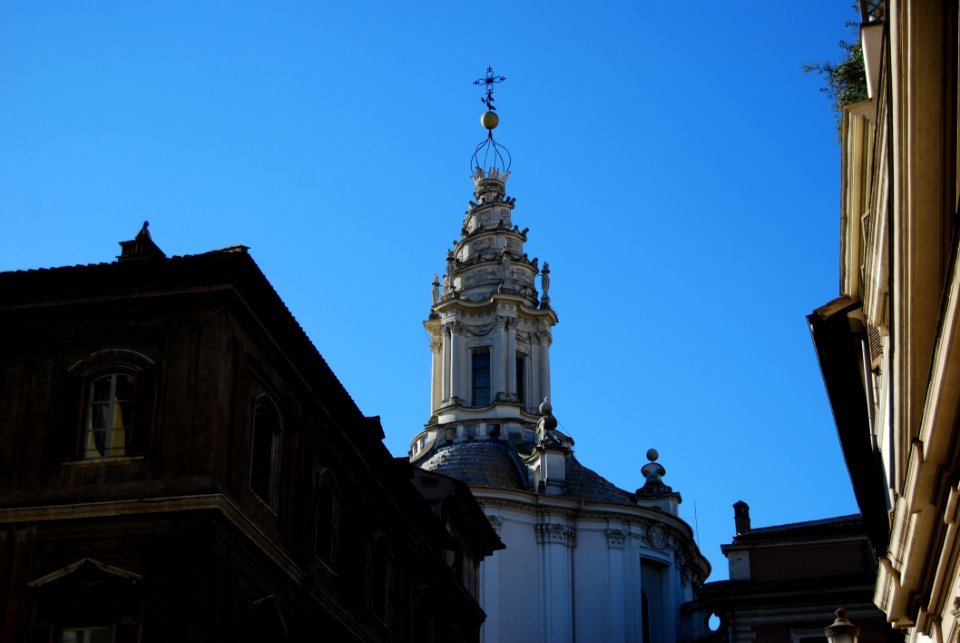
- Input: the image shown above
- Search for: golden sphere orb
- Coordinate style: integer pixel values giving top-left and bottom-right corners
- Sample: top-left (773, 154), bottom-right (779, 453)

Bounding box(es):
top-left (481, 111), bottom-right (499, 130)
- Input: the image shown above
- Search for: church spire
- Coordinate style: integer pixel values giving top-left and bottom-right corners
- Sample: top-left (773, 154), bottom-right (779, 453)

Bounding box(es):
top-left (410, 69), bottom-right (558, 464)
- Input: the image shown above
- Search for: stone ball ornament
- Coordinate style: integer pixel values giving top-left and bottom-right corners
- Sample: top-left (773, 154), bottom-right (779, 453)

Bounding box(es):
top-left (646, 448), bottom-right (659, 462)
top-left (481, 110), bottom-right (500, 130)
top-left (539, 398), bottom-right (553, 416)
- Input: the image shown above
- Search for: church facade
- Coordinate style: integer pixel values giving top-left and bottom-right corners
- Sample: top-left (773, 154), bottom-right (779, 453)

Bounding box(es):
top-left (408, 100), bottom-right (710, 642)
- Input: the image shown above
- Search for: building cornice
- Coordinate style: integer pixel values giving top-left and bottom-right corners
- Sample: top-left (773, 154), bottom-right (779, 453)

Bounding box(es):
top-left (0, 494), bottom-right (305, 582)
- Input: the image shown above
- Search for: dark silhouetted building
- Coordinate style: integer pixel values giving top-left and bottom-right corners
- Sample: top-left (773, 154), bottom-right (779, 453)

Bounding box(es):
top-left (0, 224), bottom-right (501, 642)
top-left (697, 502), bottom-right (898, 642)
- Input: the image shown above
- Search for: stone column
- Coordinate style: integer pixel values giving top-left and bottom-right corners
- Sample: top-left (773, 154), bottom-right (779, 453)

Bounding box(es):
top-left (492, 317), bottom-right (507, 400)
top-left (538, 329), bottom-right (552, 402)
top-left (430, 335), bottom-right (442, 412)
top-left (441, 326), bottom-right (452, 402)
top-left (450, 322), bottom-right (463, 403)
top-left (530, 337), bottom-right (541, 405)
top-left (506, 319), bottom-right (517, 398)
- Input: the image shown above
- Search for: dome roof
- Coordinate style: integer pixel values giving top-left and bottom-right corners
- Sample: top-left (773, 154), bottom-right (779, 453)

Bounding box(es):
top-left (563, 455), bottom-right (635, 505)
top-left (416, 438), bottom-right (637, 506)
top-left (418, 440), bottom-right (529, 491)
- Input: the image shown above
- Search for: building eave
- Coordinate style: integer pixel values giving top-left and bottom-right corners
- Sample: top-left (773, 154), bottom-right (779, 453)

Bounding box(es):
top-left (808, 296), bottom-right (890, 553)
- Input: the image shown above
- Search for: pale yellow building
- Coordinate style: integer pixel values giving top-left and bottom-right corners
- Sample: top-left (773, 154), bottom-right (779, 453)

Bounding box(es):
top-left (809, 2), bottom-right (960, 641)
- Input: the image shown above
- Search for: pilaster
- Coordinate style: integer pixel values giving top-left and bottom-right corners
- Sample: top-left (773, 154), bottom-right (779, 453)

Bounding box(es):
top-left (606, 528), bottom-right (627, 641)
top-left (536, 519), bottom-right (575, 643)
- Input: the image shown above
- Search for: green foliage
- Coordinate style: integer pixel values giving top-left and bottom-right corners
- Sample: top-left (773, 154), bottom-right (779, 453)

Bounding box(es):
top-left (803, 39), bottom-right (868, 128)
top-left (804, 6), bottom-right (869, 134)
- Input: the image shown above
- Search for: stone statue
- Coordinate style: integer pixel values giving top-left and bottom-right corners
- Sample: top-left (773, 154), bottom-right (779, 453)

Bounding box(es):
top-left (541, 262), bottom-right (550, 298)
top-left (432, 275), bottom-right (440, 305)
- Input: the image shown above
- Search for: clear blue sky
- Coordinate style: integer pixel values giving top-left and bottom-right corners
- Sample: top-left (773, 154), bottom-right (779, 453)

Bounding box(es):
top-left (0, 1), bottom-right (859, 581)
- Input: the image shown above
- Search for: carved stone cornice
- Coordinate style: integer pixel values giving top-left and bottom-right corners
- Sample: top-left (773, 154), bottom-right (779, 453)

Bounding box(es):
top-left (486, 515), bottom-right (503, 535)
top-left (535, 522), bottom-right (575, 547)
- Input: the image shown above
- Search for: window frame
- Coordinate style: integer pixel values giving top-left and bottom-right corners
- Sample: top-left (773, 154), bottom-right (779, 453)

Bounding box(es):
top-left (81, 371), bottom-right (137, 460)
top-left (314, 469), bottom-right (341, 568)
top-left (249, 395), bottom-right (282, 509)
top-left (471, 347), bottom-right (491, 407)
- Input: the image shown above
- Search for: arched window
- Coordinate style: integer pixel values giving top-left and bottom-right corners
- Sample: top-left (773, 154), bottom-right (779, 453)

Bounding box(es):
top-left (370, 534), bottom-right (393, 626)
top-left (414, 584), bottom-right (435, 643)
top-left (314, 470), bottom-right (340, 566)
top-left (250, 396), bottom-right (281, 505)
top-left (63, 349), bottom-right (157, 461)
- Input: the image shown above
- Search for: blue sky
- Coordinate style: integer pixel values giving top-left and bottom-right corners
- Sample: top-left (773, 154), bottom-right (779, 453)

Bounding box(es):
top-left (0, 1), bottom-right (859, 581)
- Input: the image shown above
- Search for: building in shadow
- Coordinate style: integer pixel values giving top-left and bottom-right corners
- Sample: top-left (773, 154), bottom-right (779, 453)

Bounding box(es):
top-left (0, 224), bottom-right (502, 642)
top-left (696, 502), bottom-right (899, 642)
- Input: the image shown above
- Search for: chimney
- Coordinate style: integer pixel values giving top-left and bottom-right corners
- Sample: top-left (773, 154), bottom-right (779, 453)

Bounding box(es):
top-left (733, 500), bottom-right (751, 535)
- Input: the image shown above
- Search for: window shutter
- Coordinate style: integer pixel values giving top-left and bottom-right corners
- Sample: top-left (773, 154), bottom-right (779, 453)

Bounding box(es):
top-left (128, 366), bottom-right (157, 455)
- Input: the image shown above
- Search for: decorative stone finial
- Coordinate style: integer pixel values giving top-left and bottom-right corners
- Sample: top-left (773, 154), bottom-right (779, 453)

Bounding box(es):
top-left (636, 447), bottom-right (673, 497)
